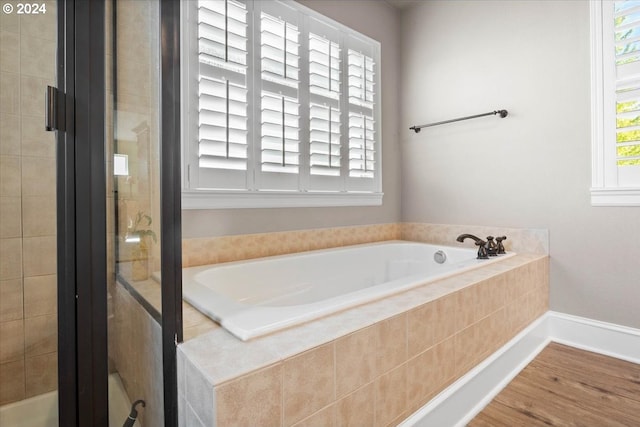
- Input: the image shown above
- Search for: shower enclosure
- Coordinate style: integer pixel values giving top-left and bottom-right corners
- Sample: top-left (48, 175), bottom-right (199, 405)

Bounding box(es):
top-left (0, 1), bottom-right (182, 426)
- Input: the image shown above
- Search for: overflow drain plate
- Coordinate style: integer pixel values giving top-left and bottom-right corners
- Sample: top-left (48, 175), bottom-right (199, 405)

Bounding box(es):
top-left (434, 250), bottom-right (447, 264)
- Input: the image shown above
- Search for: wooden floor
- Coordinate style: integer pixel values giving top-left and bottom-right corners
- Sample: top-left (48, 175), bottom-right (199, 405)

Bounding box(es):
top-left (468, 342), bottom-right (640, 427)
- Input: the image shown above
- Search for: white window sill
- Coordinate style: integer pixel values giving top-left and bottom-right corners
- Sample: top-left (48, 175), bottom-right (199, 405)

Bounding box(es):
top-left (590, 188), bottom-right (640, 206)
top-left (182, 190), bottom-right (384, 209)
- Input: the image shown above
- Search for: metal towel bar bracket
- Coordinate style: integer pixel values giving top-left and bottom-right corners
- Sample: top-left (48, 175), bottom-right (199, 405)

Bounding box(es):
top-left (410, 109), bottom-right (508, 133)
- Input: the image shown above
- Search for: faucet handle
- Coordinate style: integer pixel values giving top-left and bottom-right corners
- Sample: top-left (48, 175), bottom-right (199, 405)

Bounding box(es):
top-left (475, 240), bottom-right (489, 259)
top-left (495, 236), bottom-right (507, 254)
top-left (485, 236), bottom-right (498, 256)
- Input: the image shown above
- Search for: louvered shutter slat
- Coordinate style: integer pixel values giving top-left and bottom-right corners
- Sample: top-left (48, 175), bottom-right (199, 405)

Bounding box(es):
top-left (196, 1), bottom-right (248, 175)
top-left (259, 11), bottom-right (301, 178)
top-left (347, 46), bottom-right (376, 180)
top-left (308, 30), bottom-right (341, 178)
top-left (348, 112), bottom-right (375, 178)
top-left (309, 103), bottom-right (340, 176)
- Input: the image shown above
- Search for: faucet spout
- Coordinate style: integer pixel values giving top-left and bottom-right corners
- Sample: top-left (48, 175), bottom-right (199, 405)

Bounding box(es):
top-left (455, 234), bottom-right (489, 259)
top-left (456, 233), bottom-right (484, 244)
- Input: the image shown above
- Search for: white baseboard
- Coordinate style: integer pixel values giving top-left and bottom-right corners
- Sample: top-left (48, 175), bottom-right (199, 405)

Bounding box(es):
top-left (400, 311), bottom-right (640, 427)
top-left (547, 311), bottom-right (640, 364)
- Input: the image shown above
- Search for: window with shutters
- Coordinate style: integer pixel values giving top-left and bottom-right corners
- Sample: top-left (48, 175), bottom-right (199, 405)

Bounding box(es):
top-left (591, 0), bottom-right (640, 205)
top-left (182, 0), bottom-right (382, 209)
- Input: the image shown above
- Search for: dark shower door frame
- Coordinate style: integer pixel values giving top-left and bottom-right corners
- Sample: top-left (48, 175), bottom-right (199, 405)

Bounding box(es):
top-left (55, 1), bottom-right (182, 426)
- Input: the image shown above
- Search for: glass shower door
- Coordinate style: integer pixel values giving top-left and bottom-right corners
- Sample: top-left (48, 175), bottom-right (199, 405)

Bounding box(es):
top-left (106, 0), bottom-right (166, 425)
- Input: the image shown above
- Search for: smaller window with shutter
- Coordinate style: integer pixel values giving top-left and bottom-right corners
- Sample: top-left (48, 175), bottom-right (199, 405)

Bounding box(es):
top-left (182, 0), bottom-right (382, 208)
top-left (591, 0), bottom-right (640, 205)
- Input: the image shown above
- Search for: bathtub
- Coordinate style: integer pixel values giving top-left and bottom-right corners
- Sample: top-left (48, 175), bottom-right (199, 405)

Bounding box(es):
top-left (183, 240), bottom-right (515, 341)
top-left (0, 374), bottom-right (138, 427)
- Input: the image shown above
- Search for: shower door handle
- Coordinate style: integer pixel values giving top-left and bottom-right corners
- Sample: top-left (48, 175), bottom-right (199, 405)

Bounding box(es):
top-left (45, 85), bottom-right (59, 131)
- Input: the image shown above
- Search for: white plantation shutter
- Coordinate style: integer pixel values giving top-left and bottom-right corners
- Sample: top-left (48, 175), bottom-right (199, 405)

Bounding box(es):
top-left (195, 0), bottom-right (249, 189)
top-left (260, 92), bottom-right (300, 174)
top-left (198, 78), bottom-right (248, 170)
top-left (309, 32), bottom-right (340, 101)
top-left (348, 50), bottom-right (375, 109)
top-left (348, 112), bottom-right (375, 179)
top-left (256, 3), bottom-right (301, 190)
top-left (612, 1), bottom-right (640, 186)
top-left (307, 18), bottom-right (343, 187)
top-left (346, 38), bottom-right (377, 190)
top-left (309, 103), bottom-right (341, 176)
top-left (183, 0), bottom-right (382, 207)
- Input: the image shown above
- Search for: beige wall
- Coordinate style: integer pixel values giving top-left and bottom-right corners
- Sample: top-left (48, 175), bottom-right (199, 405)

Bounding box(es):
top-left (0, 1), bottom-right (57, 406)
top-left (181, 0), bottom-right (402, 238)
top-left (400, 0), bottom-right (640, 329)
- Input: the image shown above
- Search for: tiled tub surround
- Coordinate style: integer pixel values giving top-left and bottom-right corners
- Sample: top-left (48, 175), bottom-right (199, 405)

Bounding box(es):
top-left (177, 253), bottom-right (549, 427)
top-left (182, 223), bottom-right (402, 268)
top-left (182, 222), bottom-right (547, 268)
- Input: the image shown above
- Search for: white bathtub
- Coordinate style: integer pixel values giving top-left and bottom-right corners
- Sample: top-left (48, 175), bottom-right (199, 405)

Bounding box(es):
top-left (183, 240), bottom-right (515, 341)
top-left (0, 374), bottom-right (138, 427)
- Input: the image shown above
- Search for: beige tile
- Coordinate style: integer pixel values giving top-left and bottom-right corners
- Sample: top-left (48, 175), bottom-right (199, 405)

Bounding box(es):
top-left (0, 359), bottom-right (25, 405)
top-left (21, 156), bottom-right (55, 196)
top-left (24, 274), bottom-right (56, 317)
top-left (0, 114), bottom-right (21, 155)
top-left (0, 31), bottom-right (20, 74)
top-left (216, 364), bottom-right (282, 427)
top-left (454, 314), bottom-right (495, 378)
top-left (475, 275), bottom-right (507, 320)
top-left (20, 35), bottom-right (56, 80)
top-left (24, 313), bottom-right (56, 357)
top-left (0, 237), bottom-right (22, 280)
top-left (0, 278), bottom-right (22, 321)
top-left (0, 196), bottom-right (21, 237)
top-left (293, 404), bottom-right (336, 427)
top-left (454, 285), bottom-right (477, 331)
top-left (0, 319), bottom-right (24, 363)
top-left (22, 236), bottom-right (56, 276)
top-left (21, 75), bottom-right (50, 116)
top-left (336, 382), bottom-right (374, 427)
top-left (25, 351), bottom-right (57, 397)
top-left (283, 343), bottom-right (335, 426)
top-left (374, 364), bottom-right (406, 427)
top-left (406, 336), bottom-right (455, 411)
top-left (454, 322), bottom-right (481, 377)
top-left (506, 293), bottom-right (532, 337)
top-left (386, 411), bottom-right (410, 427)
top-left (0, 72), bottom-right (20, 114)
top-left (407, 293), bottom-right (456, 358)
top-left (22, 196), bottom-right (55, 237)
top-left (487, 307), bottom-right (508, 353)
top-left (0, 155), bottom-right (20, 196)
top-left (376, 314), bottom-right (407, 375)
top-left (505, 263), bottom-right (531, 303)
top-left (335, 325), bottom-right (377, 399)
top-left (19, 1), bottom-right (56, 42)
top-left (21, 115), bottom-right (55, 157)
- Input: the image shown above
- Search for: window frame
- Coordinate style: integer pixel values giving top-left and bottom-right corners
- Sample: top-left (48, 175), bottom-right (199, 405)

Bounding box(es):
top-left (590, 0), bottom-right (640, 206)
top-left (181, 0), bottom-right (383, 209)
